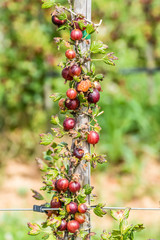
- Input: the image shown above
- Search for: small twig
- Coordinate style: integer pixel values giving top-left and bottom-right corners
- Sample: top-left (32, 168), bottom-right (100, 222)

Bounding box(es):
top-left (63, 6), bottom-right (102, 27)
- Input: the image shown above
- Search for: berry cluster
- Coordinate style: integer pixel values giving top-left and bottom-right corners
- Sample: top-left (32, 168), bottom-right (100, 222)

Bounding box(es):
top-left (28, 2), bottom-right (117, 240)
top-left (49, 178), bottom-right (87, 233)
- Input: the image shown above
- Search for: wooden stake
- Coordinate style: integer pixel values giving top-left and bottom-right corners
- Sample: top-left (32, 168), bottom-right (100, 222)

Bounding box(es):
top-left (73, 1), bottom-right (91, 239)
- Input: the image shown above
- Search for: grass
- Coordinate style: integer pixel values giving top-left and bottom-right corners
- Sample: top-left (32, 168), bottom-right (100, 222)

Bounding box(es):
top-left (0, 213), bottom-right (159, 240)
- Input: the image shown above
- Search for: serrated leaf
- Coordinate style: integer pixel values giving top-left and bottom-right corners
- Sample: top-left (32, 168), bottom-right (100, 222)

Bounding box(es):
top-left (86, 24), bottom-right (95, 34)
top-left (83, 184), bottom-right (93, 195)
top-left (40, 133), bottom-right (54, 146)
top-left (31, 189), bottom-right (44, 200)
top-left (47, 217), bottom-right (61, 228)
top-left (93, 204), bottom-right (107, 217)
top-left (27, 223), bottom-right (41, 236)
top-left (77, 192), bottom-right (86, 203)
top-left (103, 56), bottom-right (115, 66)
top-left (78, 21), bottom-right (86, 30)
top-left (42, 0), bottom-right (55, 9)
top-left (94, 74), bottom-right (104, 81)
top-left (47, 168), bottom-right (59, 178)
top-left (51, 115), bottom-right (59, 125)
top-left (58, 13), bottom-right (67, 20)
top-left (90, 41), bottom-right (108, 54)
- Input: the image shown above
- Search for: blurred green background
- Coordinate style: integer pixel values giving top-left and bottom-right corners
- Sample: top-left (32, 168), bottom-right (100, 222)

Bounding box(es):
top-left (0, 0), bottom-right (160, 239)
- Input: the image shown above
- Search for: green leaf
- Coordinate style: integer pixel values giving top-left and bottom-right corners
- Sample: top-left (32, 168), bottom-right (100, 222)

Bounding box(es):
top-left (78, 21), bottom-right (86, 30)
top-left (36, 158), bottom-right (48, 171)
top-left (58, 13), bottom-right (67, 20)
top-left (132, 224), bottom-right (145, 232)
top-left (77, 192), bottom-right (86, 203)
top-left (59, 208), bottom-right (66, 218)
top-left (27, 223), bottom-right (41, 236)
top-left (83, 184), bottom-right (93, 195)
top-left (57, 25), bottom-right (68, 32)
top-left (47, 168), bottom-right (59, 178)
top-left (51, 115), bottom-right (60, 125)
top-left (101, 231), bottom-right (112, 240)
top-left (31, 189), bottom-right (44, 200)
top-left (42, 0), bottom-right (55, 9)
top-left (59, 142), bottom-right (68, 147)
top-left (93, 204), bottom-right (107, 217)
top-left (90, 63), bottom-right (95, 74)
top-left (94, 74), bottom-right (104, 81)
top-left (78, 92), bottom-right (87, 103)
top-left (47, 217), bottom-right (61, 228)
top-left (110, 208), bottom-right (131, 222)
top-left (40, 133), bottom-right (54, 146)
top-left (63, 197), bottom-right (71, 205)
top-left (90, 41), bottom-right (108, 54)
top-left (50, 93), bottom-right (63, 102)
top-left (123, 207), bottom-right (131, 220)
top-left (103, 56), bottom-right (115, 66)
top-left (79, 229), bottom-right (88, 239)
top-left (86, 24), bottom-right (95, 34)
top-left (42, 234), bottom-right (50, 240)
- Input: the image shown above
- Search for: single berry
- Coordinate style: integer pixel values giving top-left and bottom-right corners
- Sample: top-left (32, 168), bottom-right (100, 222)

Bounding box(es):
top-left (66, 88), bottom-right (77, 99)
top-left (76, 80), bottom-right (90, 92)
top-left (75, 212), bottom-right (86, 224)
top-left (55, 178), bottom-right (69, 192)
top-left (69, 65), bottom-right (81, 77)
top-left (58, 219), bottom-right (67, 231)
top-left (46, 210), bottom-right (53, 218)
top-left (69, 181), bottom-right (81, 193)
top-left (87, 131), bottom-right (99, 145)
top-left (50, 197), bottom-right (61, 208)
top-left (86, 79), bottom-right (92, 88)
top-left (67, 220), bottom-right (80, 233)
top-left (71, 29), bottom-right (83, 41)
top-left (58, 98), bottom-right (65, 109)
top-left (65, 49), bottom-right (76, 59)
top-left (88, 89), bottom-right (100, 104)
top-left (93, 81), bottom-right (102, 92)
top-left (63, 117), bottom-right (76, 131)
top-left (65, 98), bottom-right (80, 110)
top-left (51, 15), bottom-right (66, 26)
top-left (73, 148), bottom-right (84, 159)
top-left (66, 202), bottom-right (78, 214)
top-left (62, 67), bottom-right (73, 81)
top-left (78, 203), bottom-right (88, 213)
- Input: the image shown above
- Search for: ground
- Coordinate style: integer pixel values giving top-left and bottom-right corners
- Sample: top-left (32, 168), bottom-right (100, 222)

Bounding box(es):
top-left (0, 156), bottom-right (160, 238)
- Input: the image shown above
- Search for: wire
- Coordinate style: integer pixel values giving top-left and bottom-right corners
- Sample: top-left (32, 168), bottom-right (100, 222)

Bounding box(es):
top-left (0, 206), bottom-right (159, 212)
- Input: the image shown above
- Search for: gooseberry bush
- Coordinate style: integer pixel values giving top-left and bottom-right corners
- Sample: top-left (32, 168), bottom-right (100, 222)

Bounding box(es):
top-left (27, 0), bottom-right (144, 239)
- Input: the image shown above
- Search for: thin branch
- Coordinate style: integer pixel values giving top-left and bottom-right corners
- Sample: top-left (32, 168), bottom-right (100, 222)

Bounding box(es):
top-left (63, 6), bottom-right (102, 27)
